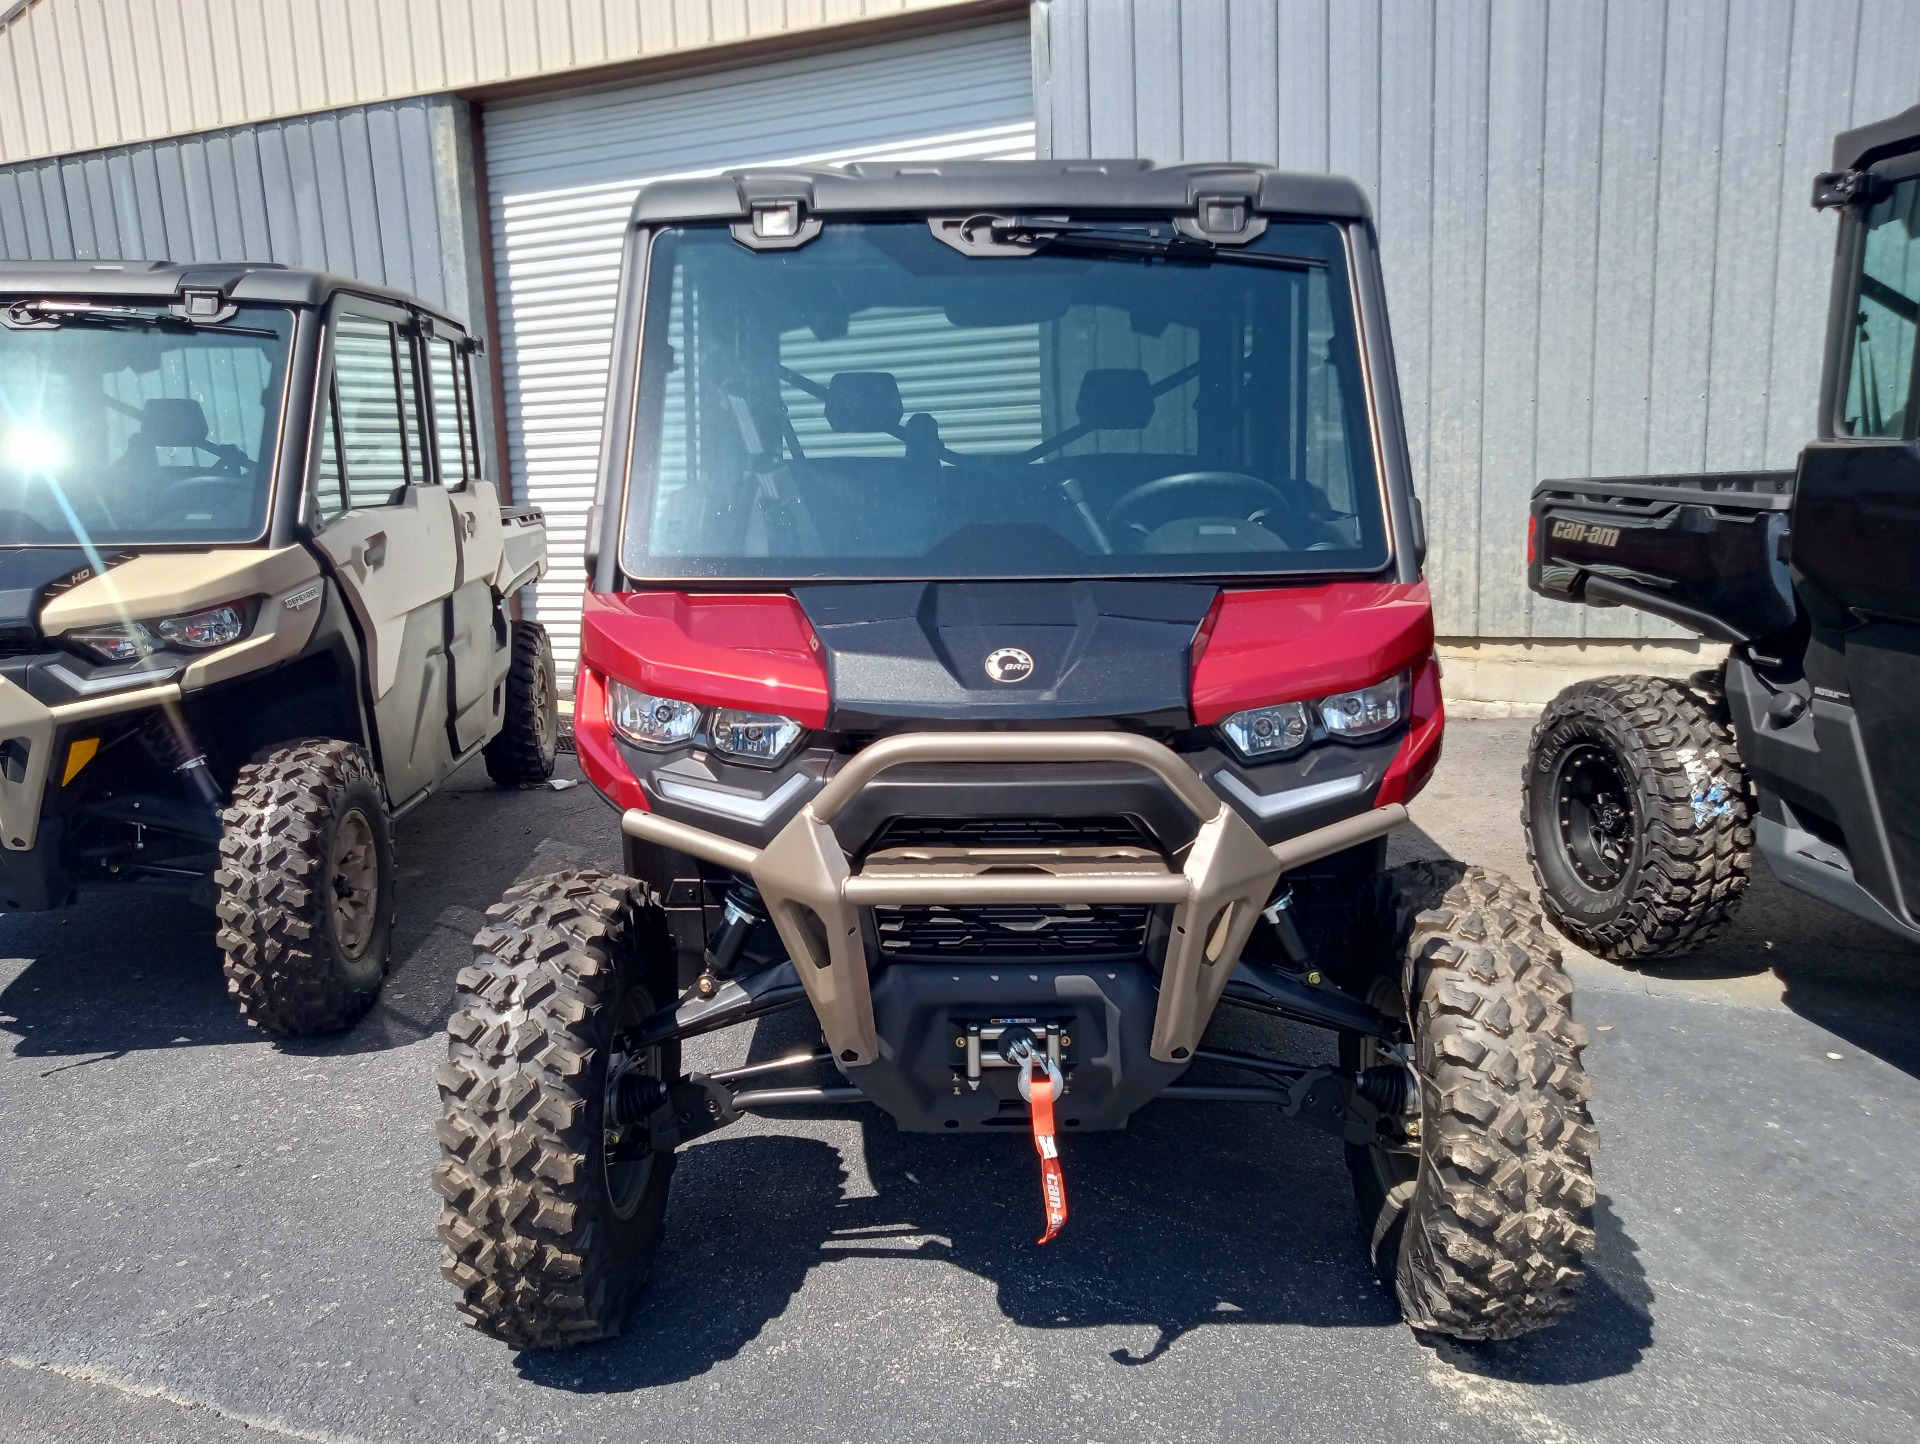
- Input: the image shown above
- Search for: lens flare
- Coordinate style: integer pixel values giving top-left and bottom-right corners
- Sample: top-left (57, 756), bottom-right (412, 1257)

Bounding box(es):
top-left (4, 424), bottom-right (66, 472)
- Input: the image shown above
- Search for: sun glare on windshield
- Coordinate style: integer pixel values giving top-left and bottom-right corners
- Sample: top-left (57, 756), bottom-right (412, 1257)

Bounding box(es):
top-left (0, 307), bottom-right (293, 547)
top-left (2, 422), bottom-right (65, 474)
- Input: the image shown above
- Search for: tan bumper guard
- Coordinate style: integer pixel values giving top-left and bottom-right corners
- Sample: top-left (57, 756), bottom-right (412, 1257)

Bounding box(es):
top-left (622, 732), bottom-right (1406, 1067)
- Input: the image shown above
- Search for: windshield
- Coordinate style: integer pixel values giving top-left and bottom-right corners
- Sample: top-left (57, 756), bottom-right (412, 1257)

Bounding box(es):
top-left (0, 304), bottom-right (294, 547)
top-left (622, 220), bottom-right (1388, 581)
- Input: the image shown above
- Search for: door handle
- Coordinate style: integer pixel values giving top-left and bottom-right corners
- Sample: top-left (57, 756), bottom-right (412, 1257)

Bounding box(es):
top-left (362, 532), bottom-right (387, 568)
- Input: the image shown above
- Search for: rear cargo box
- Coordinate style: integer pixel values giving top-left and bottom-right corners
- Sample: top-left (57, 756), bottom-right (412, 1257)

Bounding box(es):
top-left (1529, 471), bottom-right (1796, 643)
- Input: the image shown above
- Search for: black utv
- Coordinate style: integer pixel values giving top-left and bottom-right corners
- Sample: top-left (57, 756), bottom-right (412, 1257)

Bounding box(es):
top-left (1523, 103), bottom-right (1920, 959)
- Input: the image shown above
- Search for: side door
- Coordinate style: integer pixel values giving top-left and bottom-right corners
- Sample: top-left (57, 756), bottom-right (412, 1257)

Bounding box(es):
top-left (1790, 157), bottom-right (1920, 922)
top-left (422, 326), bottom-right (504, 755)
top-left (310, 302), bottom-right (461, 806)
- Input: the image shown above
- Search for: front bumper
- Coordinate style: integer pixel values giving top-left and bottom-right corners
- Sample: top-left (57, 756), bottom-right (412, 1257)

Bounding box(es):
top-left (623, 730), bottom-right (1405, 1069)
top-left (0, 673), bottom-right (185, 858)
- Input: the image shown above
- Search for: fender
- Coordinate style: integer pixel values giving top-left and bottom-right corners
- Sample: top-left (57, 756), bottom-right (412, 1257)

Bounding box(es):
top-left (1190, 581), bottom-right (1435, 722)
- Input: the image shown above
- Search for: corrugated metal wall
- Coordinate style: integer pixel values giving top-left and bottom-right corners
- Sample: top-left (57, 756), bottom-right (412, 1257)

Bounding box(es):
top-left (0, 94), bottom-right (496, 471)
top-left (483, 19), bottom-right (1037, 685)
top-left (1037, 0), bottom-right (1920, 640)
top-left (0, 0), bottom-right (1003, 166)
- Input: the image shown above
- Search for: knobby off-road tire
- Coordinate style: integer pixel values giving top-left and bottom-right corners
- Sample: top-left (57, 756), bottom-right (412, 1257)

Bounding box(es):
top-left (483, 621), bottom-right (559, 787)
top-left (215, 738), bottom-right (394, 1036)
top-left (1524, 673), bottom-right (1754, 962)
top-left (1345, 862), bottom-right (1598, 1341)
top-left (434, 869), bottom-right (680, 1348)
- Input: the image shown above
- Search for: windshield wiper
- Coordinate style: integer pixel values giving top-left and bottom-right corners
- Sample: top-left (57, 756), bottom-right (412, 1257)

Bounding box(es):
top-left (979, 216), bottom-right (1325, 271)
top-left (0, 299), bottom-right (276, 337)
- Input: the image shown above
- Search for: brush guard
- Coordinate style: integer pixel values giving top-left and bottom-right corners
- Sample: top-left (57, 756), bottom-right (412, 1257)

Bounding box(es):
top-left (622, 731), bottom-right (1406, 1069)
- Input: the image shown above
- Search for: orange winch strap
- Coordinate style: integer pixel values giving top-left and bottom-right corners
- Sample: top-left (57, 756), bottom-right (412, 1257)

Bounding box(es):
top-left (1029, 1064), bottom-right (1068, 1244)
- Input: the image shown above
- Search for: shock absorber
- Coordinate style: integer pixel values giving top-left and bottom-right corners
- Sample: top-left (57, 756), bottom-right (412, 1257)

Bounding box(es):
top-left (1260, 883), bottom-right (1326, 985)
top-left (139, 707), bottom-right (221, 809)
top-left (695, 880), bottom-right (766, 998)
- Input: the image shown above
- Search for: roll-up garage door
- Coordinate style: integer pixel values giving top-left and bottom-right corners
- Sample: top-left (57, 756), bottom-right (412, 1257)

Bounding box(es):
top-left (482, 20), bottom-right (1036, 687)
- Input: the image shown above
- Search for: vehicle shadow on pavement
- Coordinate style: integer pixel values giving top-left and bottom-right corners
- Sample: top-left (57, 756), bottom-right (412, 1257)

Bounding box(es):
top-left (0, 892), bottom-right (247, 1063)
top-left (0, 764), bottom-right (612, 1061)
top-left (1600, 859), bottom-right (1920, 1081)
top-left (1421, 1193), bottom-right (1652, 1385)
top-left (299, 769), bottom-right (619, 1057)
top-left (515, 1008), bottom-right (1652, 1392)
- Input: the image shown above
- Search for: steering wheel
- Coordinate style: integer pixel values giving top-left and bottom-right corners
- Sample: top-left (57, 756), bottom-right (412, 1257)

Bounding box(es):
top-left (1105, 470), bottom-right (1294, 534)
top-left (155, 470), bottom-right (254, 521)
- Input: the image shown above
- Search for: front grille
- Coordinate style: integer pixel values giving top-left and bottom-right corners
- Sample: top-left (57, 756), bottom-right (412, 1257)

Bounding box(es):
top-left (874, 902), bottom-right (1152, 960)
top-left (868, 815), bottom-right (1156, 851)
top-left (0, 627), bottom-right (41, 658)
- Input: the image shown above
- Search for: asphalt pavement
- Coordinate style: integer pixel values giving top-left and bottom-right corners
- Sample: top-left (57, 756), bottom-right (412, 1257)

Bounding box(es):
top-left (2, 719), bottom-right (1918, 1443)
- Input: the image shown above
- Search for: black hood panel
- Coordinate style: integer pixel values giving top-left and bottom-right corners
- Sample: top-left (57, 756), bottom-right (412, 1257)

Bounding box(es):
top-left (0, 548), bottom-right (99, 644)
top-left (793, 581), bottom-right (1217, 729)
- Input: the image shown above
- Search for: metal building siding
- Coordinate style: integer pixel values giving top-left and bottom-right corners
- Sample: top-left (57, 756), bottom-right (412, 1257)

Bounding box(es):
top-left (1037, 0), bottom-right (1920, 641)
top-left (0, 94), bottom-right (497, 467)
top-left (483, 20), bottom-right (1036, 685)
top-left (0, 0), bottom-right (1002, 166)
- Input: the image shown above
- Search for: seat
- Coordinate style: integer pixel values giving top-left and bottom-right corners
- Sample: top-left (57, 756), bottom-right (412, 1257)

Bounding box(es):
top-left (1075, 368), bottom-right (1155, 430)
top-left (824, 371), bottom-right (903, 434)
top-left (770, 370), bottom-right (945, 557)
top-left (137, 396), bottom-right (213, 449)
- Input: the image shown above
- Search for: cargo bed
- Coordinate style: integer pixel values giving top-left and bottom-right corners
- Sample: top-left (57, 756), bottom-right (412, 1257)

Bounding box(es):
top-left (1528, 470), bottom-right (1797, 642)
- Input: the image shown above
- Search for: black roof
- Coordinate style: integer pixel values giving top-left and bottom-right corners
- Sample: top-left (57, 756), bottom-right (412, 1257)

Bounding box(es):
top-left (631, 159), bottom-right (1371, 227)
top-left (0, 259), bottom-right (467, 329)
top-left (1834, 102), bottom-right (1920, 172)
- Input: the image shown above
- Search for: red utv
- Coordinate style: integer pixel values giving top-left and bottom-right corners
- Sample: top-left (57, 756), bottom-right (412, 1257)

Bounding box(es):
top-left (431, 162), bottom-right (1597, 1348)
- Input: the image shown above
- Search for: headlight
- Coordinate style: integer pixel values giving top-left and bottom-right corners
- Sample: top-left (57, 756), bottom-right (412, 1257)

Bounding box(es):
top-left (710, 707), bottom-right (804, 764)
top-left (1218, 700), bottom-right (1313, 760)
top-left (65, 601), bottom-right (251, 663)
top-left (609, 683), bottom-right (701, 748)
top-left (1318, 672), bottom-right (1408, 741)
top-left (153, 603), bottom-right (248, 650)
top-left (64, 623), bottom-right (154, 664)
top-left (606, 684), bottom-right (806, 763)
top-left (1217, 671), bottom-right (1410, 761)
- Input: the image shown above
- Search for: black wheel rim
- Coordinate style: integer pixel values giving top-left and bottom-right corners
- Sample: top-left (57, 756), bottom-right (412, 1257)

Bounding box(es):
top-left (1555, 742), bottom-right (1636, 891)
top-left (601, 986), bottom-right (663, 1219)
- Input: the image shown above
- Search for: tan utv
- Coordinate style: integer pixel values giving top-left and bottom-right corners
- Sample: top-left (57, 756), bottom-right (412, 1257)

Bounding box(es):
top-left (0, 261), bottom-right (554, 1035)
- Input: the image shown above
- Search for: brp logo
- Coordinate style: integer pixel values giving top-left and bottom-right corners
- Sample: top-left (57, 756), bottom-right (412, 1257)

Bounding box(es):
top-left (983, 646), bottom-right (1035, 684)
